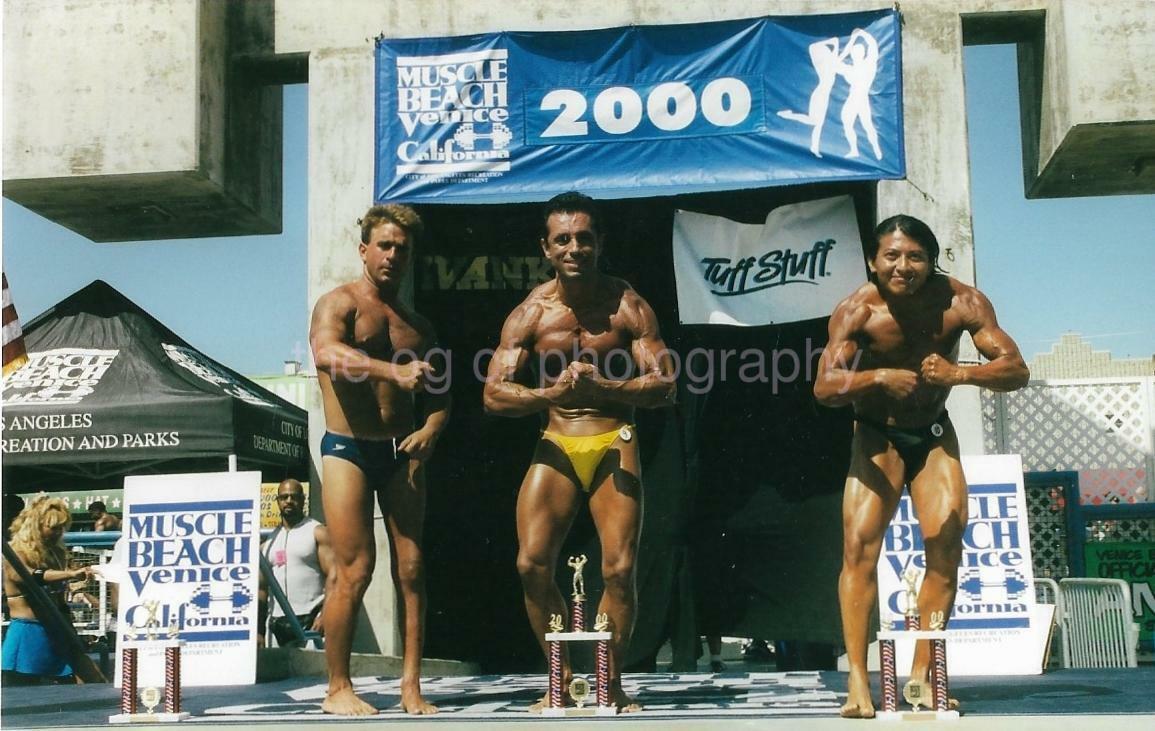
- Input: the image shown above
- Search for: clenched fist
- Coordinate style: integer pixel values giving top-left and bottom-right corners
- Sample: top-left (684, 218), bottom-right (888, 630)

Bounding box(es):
top-left (392, 360), bottom-right (433, 392)
top-left (875, 368), bottom-right (920, 399)
top-left (920, 353), bottom-right (965, 386)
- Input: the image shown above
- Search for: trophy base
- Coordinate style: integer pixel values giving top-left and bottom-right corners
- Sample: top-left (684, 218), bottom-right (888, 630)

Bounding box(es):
top-left (544, 631), bottom-right (613, 642)
top-left (540, 706), bottom-right (618, 717)
top-left (109, 712), bottom-right (190, 724)
top-left (875, 710), bottom-right (959, 721)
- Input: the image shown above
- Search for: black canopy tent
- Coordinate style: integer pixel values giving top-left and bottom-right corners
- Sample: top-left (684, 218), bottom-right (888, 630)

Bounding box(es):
top-left (1, 280), bottom-right (308, 490)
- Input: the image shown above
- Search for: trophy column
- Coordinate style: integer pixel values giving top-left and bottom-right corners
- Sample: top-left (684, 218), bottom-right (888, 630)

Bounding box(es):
top-left (929, 611), bottom-right (949, 712)
top-left (547, 614), bottom-right (564, 710)
top-left (120, 647), bottom-right (139, 716)
top-left (879, 612), bottom-right (898, 713)
top-left (595, 623), bottom-right (611, 709)
top-left (164, 643), bottom-right (183, 714)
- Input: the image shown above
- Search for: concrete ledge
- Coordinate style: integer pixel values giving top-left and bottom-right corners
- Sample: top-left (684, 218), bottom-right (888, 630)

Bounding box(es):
top-left (1028, 122), bottom-right (1155, 198)
top-left (4, 171), bottom-right (281, 243)
top-left (256, 647), bottom-right (479, 682)
top-left (3, 0), bottom-right (282, 243)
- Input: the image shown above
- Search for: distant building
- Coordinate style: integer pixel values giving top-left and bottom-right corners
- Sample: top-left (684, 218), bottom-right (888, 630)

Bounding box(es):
top-left (250, 363), bottom-right (317, 412)
top-left (986, 334), bottom-right (1154, 513)
top-left (1029, 333), bottom-right (1155, 379)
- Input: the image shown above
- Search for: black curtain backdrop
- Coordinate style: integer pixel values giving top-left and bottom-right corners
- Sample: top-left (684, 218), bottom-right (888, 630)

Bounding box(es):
top-left (415, 182), bottom-right (874, 672)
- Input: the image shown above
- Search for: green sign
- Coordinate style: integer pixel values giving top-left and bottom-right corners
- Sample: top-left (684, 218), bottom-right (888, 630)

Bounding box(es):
top-left (1084, 541), bottom-right (1155, 647)
top-left (17, 489), bottom-right (124, 518)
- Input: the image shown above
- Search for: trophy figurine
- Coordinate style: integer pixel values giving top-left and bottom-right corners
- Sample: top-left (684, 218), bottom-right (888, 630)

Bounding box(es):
top-left (110, 601), bottom-right (189, 724)
top-left (567, 555), bottom-right (587, 632)
top-left (901, 568), bottom-right (920, 631)
top-left (541, 555), bottom-right (617, 717)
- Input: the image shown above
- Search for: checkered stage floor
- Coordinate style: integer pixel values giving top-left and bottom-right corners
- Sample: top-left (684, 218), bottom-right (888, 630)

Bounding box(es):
top-left (4, 667), bottom-right (1155, 727)
top-left (200, 671), bottom-right (839, 721)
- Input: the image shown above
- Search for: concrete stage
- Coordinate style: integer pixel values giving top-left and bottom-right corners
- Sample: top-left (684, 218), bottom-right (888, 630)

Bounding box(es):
top-left (3, 668), bottom-right (1153, 729)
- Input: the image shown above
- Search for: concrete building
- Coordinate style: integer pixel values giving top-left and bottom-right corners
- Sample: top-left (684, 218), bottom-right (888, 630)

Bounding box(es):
top-left (5, 0), bottom-right (1155, 663)
top-left (1030, 333), bottom-right (1155, 379)
top-left (250, 363), bottom-right (319, 412)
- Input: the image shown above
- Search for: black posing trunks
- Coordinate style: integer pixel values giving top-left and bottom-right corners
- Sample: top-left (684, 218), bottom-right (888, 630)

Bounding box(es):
top-left (320, 431), bottom-right (410, 486)
top-left (854, 410), bottom-right (950, 483)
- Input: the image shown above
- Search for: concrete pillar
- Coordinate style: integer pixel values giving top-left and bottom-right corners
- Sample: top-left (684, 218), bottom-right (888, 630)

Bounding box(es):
top-left (876, 3), bottom-right (984, 454)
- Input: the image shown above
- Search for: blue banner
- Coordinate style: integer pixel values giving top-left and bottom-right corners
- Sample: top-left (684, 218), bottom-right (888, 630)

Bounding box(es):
top-left (375, 10), bottom-right (904, 203)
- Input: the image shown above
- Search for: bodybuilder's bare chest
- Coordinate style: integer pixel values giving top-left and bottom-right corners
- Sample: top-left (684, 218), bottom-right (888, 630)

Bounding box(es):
top-left (350, 309), bottom-right (423, 357)
top-left (533, 308), bottom-right (631, 359)
top-left (863, 309), bottom-right (963, 362)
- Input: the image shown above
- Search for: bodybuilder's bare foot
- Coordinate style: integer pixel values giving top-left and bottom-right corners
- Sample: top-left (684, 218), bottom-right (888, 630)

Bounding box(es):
top-left (840, 668), bottom-right (875, 719)
top-left (528, 670), bottom-right (574, 714)
top-left (528, 692), bottom-right (577, 714)
top-left (610, 684), bottom-right (642, 713)
top-left (840, 702), bottom-right (876, 719)
top-left (399, 685), bottom-right (438, 715)
top-left (322, 686), bottom-right (378, 716)
top-left (528, 695), bottom-right (549, 714)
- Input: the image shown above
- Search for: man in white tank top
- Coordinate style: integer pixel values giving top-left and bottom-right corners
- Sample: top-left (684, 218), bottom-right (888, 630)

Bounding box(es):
top-left (261, 479), bottom-right (333, 646)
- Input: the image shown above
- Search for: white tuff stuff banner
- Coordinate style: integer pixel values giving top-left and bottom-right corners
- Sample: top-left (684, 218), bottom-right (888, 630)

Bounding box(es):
top-left (671, 195), bottom-right (867, 326)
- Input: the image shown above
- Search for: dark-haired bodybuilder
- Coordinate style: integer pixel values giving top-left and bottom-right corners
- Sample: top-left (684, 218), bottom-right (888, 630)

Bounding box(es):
top-left (814, 215), bottom-right (1029, 718)
top-left (484, 192), bottom-right (675, 712)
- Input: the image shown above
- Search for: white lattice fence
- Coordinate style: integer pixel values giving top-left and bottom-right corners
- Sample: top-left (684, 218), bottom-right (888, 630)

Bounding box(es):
top-left (983, 377), bottom-right (1155, 505)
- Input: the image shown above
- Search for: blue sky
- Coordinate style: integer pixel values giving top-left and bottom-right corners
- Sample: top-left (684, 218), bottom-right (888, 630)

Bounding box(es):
top-left (965, 46), bottom-right (1155, 360)
top-left (3, 87), bottom-right (310, 376)
top-left (2, 44), bottom-right (1152, 375)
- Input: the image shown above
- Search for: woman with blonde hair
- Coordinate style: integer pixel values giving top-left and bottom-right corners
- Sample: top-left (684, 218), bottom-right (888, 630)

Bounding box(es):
top-left (2, 495), bottom-right (90, 684)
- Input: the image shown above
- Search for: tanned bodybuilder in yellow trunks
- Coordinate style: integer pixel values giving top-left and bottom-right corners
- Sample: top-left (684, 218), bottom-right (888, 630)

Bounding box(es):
top-left (483, 192), bottom-right (675, 713)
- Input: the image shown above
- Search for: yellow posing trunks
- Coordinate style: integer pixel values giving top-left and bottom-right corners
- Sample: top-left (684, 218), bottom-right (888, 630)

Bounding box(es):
top-left (542, 425), bottom-right (634, 492)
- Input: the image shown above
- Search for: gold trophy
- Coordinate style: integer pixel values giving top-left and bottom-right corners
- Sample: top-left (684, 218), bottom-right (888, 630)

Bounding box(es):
top-left (110, 600), bottom-right (189, 724)
top-left (541, 556), bottom-right (617, 717)
top-left (141, 600), bottom-right (161, 640)
top-left (876, 570), bottom-right (958, 720)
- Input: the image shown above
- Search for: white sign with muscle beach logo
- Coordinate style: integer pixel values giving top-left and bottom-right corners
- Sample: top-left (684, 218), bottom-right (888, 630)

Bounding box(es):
top-left (671, 195), bottom-right (867, 326)
top-left (876, 454), bottom-right (1053, 675)
top-left (114, 471), bottom-right (262, 687)
top-left (1, 347), bottom-right (119, 405)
